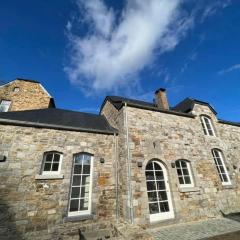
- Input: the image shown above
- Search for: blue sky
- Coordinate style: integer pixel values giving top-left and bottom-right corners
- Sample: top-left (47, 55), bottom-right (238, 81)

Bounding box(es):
top-left (0, 0), bottom-right (239, 121)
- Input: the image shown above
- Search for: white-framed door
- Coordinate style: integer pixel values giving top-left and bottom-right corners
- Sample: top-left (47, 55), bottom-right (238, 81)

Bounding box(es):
top-left (145, 160), bottom-right (174, 222)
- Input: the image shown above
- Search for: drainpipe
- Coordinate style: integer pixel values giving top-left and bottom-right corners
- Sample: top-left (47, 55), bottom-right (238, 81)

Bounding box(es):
top-left (114, 133), bottom-right (119, 223)
top-left (124, 102), bottom-right (134, 224)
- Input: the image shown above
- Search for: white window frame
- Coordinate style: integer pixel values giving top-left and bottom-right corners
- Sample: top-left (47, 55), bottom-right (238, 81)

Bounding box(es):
top-left (175, 160), bottom-right (194, 188)
top-left (41, 152), bottom-right (63, 175)
top-left (212, 149), bottom-right (231, 186)
top-left (0, 100), bottom-right (11, 112)
top-left (68, 153), bottom-right (93, 217)
top-left (200, 115), bottom-right (216, 136)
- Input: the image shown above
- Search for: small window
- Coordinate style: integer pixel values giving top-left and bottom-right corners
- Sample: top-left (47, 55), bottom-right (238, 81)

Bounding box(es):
top-left (175, 160), bottom-right (194, 187)
top-left (42, 152), bottom-right (63, 175)
top-left (212, 149), bottom-right (231, 185)
top-left (13, 87), bottom-right (20, 92)
top-left (200, 116), bottom-right (216, 136)
top-left (68, 153), bottom-right (93, 216)
top-left (0, 100), bottom-right (11, 112)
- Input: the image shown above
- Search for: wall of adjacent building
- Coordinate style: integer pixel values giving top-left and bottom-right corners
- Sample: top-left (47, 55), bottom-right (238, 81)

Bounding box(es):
top-left (0, 80), bottom-right (53, 111)
top-left (0, 124), bottom-right (117, 239)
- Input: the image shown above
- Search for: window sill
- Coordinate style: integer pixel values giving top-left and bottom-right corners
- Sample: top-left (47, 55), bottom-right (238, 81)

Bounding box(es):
top-left (63, 214), bottom-right (94, 223)
top-left (222, 184), bottom-right (234, 189)
top-left (35, 174), bottom-right (64, 180)
top-left (179, 186), bottom-right (200, 193)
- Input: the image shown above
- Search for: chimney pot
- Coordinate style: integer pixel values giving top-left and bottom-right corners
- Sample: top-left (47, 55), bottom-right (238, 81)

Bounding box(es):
top-left (155, 88), bottom-right (169, 110)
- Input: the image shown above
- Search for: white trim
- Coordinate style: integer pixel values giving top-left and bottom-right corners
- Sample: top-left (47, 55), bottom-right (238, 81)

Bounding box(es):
top-left (212, 149), bottom-right (231, 185)
top-left (41, 152), bottom-right (63, 175)
top-left (201, 116), bottom-right (216, 136)
top-left (39, 84), bottom-right (52, 98)
top-left (68, 154), bottom-right (93, 217)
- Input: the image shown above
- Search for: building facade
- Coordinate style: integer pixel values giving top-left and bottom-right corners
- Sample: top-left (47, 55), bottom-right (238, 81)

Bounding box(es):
top-left (0, 79), bottom-right (240, 239)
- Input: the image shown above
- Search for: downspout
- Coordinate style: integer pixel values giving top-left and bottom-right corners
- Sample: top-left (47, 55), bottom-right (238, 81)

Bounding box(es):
top-left (114, 133), bottom-right (119, 223)
top-left (124, 102), bottom-right (134, 224)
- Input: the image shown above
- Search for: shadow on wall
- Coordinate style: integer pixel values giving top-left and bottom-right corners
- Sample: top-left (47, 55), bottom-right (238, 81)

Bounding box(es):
top-left (0, 201), bottom-right (23, 240)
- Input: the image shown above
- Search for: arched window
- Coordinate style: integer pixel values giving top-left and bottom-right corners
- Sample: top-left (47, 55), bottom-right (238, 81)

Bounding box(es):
top-left (212, 149), bottom-right (231, 185)
top-left (175, 160), bottom-right (194, 187)
top-left (145, 160), bottom-right (174, 221)
top-left (41, 151), bottom-right (63, 175)
top-left (68, 153), bottom-right (93, 216)
top-left (200, 115), bottom-right (216, 136)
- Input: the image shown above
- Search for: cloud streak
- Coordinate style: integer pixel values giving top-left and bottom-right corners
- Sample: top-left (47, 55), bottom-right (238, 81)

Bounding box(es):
top-left (218, 64), bottom-right (240, 75)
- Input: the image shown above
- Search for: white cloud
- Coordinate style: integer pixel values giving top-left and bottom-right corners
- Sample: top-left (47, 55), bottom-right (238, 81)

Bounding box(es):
top-left (65, 0), bottom-right (193, 93)
top-left (218, 64), bottom-right (240, 75)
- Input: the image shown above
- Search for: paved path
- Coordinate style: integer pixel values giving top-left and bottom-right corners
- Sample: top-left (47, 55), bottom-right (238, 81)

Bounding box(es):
top-left (150, 218), bottom-right (240, 240)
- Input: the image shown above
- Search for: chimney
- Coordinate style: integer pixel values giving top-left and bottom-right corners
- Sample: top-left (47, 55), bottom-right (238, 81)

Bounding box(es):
top-left (155, 88), bottom-right (169, 110)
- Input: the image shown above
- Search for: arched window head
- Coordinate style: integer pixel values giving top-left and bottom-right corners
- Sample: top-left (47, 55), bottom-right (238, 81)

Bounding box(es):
top-left (42, 151), bottom-right (63, 175)
top-left (175, 160), bottom-right (194, 187)
top-left (212, 149), bottom-right (231, 185)
top-left (200, 115), bottom-right (216, 136)
top-left (68, 153), bottom-right (93, 216)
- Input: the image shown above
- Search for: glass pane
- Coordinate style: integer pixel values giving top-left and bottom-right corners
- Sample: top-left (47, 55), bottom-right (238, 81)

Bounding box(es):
top-left (182, 168), bottom-right (189, 175)
top-left (53, 154), bottom-right (60, 162)
top-left (158, 191), bottom-right (168, 201)
top-left (175, 161), bottom-right (180, 168)
top-left (149, 203), bottom-right (159, 214)
top-left (82, 156), bottom-right (91, 165)
top-left (80, 186), bottom-right (89, 198)
top-left (43, 163), bottom-right (51, 171)
top-left (181, 161), bottom-right (187, 168)
top-left (178, 177), bottom-right (184, 184)
top-left (71, 187), bottom-right (80, 198)
top-left (155, 171), bottom-right (164, 180)
top-left (52, 163), bottom-right (59, 171)
top-left (146, 181), bottom-right (156, 191)
top-left (73, 176), bottom-right (81, 186)
top-left (146, 171), bottom-right (155, 181)
top-left (82, 175), bottom-right (90, 185)
top-left (83, 165), bottom-right (90, 174)
top-left (146, 162), bottom-right (153, 170)
top-left (154, 162), bottom-right (162, 171)
top-left (160, 201), bottom-right (169, 212)
top-left (177, 169), bottom-right (182, 176)
top-left (46, 154), bottom-right (53, 162)
top-left (184, 176), bottom-right (191, 184)
top-left (147, 191), bottom-right (157, 202)
top-left (74, 165), bottom-right (82, 174)
top-left (222, 174), bottom-right (228, 182)
top-left (70, 199), bottom-right (79, 212)
top-left (80, 199), bottom-right (88, 211)
top-left (219, 166), bottom-right (225, 174)
top-left (156, 181), bottom-right (166, 190)
top-left (75, 155), bottom-right (83, 164)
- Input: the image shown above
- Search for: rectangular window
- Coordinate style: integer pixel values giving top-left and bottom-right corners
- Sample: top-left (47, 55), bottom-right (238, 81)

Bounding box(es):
top-left (42, 152), bottom-right (62, 175)
top-left (68, 153), bottom-right (93, 216)
top-left (176, 160), bottom-right (194, 187)
top-left (0, 100), bottom-right (11, 112)
top-left (212, 149), bottom-right (231, 185)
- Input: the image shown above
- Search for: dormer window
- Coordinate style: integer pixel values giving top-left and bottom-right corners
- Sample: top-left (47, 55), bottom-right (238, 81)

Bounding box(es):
top-left (0, 100), bottom-right (11, 112)
top-left (200, 115), bottom-right (215, 136)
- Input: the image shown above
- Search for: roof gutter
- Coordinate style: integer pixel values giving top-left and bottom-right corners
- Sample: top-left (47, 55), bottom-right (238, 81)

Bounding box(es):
top-left (0, 118), bottom-right (118, 135)
top-left (218, 119), bottom-right (240, 127)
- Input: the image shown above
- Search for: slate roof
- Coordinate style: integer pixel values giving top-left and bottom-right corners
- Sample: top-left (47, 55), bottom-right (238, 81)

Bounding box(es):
top-left (0, 108), bottom-right (117, 134)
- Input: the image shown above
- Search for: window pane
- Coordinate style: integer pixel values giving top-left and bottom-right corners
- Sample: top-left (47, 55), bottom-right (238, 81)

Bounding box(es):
top-left (71, 187), bottom-right (80, 198)
top-left (149, 203), bottom-right (159, 214)
top-left (83, 165), bottom-right (90, 174)
top-left (82, 158), bottom-right (91, 165)
top-left (70, 199), bottom-right (79, 212)
top-left (147, 181), bottom-right (156, 191)
top-left (182, 168), bottom-right (189, 176)
top-left (75, 155), bottom-right (83, 164)
top-left (155, 171), bottom-right (164, 180)
top-left (146, 162), bottom-right (154, 170)
top-left (73, 176), bottom-right (81, 186)
top-left (222, 174), bottom-right (228, 182)
top-left (146, 171), bottom-right (155, 181)
top-left (178, 176), bottom-right (184, 184)
top-left (80, 186), bottom-right (89, 198)
top-left (82, 175), bottom-right (90, 185)
top-left (154, 162), bottom-right (162, 171)
top-left (158, 191), bottom-right (168, 201)
top-left (74, 165), bottom-right (82, 174)
top-left (184, 176), bottom-right (191, 184)
top-left (156, 181), bottom-right (165, 190)
top-left (175, 161), bottom-right (180, 168)
top-left (80, 199), bottom-right (88, 211)
top-left (181, 161), bottom-right (187, 168)
top-left (46, 154), bottom-right (53, 162)
top-left (53, 154), bottom-right (60, 162)
top-left (160, 201), bottom-right (169, 212)
top-left (219, 166), bottom-right (225, 174)
top-left (52, 163), bottom-right (59, 171)
top-left (177, 169), bottom-right (182, 176)
top-left (43, 163), bottom-right (51, 171)
top-left (147, 191), bottom-right (157, 202)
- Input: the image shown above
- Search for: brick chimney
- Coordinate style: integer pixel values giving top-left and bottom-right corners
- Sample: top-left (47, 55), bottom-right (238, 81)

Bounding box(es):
top-left (155, 88), bottom-right (169, 110)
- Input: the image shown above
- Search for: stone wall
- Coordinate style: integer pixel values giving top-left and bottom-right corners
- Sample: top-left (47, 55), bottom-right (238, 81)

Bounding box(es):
top-left (0, 124), bottom-right (117, 239)
top-left (0, 80), bottom-right (53, 111)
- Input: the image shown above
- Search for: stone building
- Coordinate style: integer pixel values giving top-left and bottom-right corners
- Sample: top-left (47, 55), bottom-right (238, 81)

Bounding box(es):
top-left (0, 79), bottom-right (240, 239)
